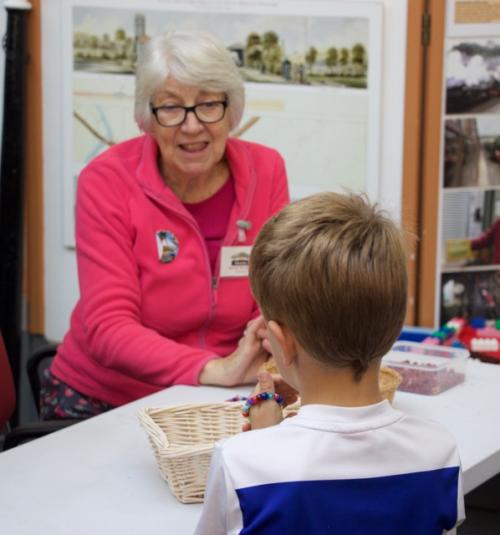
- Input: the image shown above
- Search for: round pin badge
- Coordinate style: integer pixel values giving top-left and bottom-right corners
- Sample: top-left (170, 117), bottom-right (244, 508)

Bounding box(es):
top-left (156, 230), bottom-right (179, 263)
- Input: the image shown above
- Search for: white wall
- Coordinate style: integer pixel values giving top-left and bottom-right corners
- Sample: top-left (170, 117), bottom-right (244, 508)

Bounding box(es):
top-left (377, 0), bottom-right (408, 214)
top-left (42, 0), bottom-right (409, 341)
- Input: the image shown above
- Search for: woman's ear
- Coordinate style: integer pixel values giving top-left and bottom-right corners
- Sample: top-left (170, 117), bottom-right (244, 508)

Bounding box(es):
top-left (267, 320), bottom-right (297, 367)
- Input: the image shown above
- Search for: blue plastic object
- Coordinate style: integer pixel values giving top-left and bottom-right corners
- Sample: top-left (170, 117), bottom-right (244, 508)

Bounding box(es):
top-left (470, 317), bottom-right (486, 328)
top-left (398, 327), bottom-right (434, 343)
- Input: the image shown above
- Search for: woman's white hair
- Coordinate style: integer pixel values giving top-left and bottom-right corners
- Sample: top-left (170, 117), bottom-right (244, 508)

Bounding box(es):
top-left (135, 29), bottom-right (245, 133)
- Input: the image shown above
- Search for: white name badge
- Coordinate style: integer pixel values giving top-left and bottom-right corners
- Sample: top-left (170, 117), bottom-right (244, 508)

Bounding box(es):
top-left (220, 246), bottom-right (252, 278)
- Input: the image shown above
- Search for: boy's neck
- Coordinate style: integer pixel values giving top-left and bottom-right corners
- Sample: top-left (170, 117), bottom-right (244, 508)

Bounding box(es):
top-left (298, 359), bottom-right (383, 408)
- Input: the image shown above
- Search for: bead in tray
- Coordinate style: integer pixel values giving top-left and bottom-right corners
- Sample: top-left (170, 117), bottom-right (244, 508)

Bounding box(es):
top-left (383, 342), bottom-right (468, 395)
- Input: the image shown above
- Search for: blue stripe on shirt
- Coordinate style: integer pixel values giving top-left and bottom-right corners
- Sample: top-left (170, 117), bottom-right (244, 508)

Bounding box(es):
top-left (236, 467), bottom-right (459, 535)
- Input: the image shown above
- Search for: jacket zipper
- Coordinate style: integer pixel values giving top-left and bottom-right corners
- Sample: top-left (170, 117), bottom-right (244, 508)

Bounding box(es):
top-left (143, 161), bottom-right (257, 350)
top-left (200, 172), bottom-right (256, 349)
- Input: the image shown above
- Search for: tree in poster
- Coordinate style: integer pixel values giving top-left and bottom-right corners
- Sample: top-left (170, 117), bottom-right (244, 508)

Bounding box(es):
top-left (351, 43), bottom-right (366, 65)
top-left (326, 46), bottom-right (339, 72)
top-left (340, 47), bottom-right (349, 66)
top-left (262, 31), bottom-right (282, 74)
top-left (305, 46), bottom-right (317, 72)
top-left (245, 32), bottom-right (263, 70)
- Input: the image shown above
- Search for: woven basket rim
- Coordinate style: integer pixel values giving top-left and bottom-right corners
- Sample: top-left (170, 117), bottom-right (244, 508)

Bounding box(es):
top-left (138, 401), bottom-right (245, 456)
top-left (139, 400), bottom-right (243, 415)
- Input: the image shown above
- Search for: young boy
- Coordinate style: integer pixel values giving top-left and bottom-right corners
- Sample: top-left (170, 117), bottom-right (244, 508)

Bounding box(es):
top-left (195, 192), bottom-right (464, 534)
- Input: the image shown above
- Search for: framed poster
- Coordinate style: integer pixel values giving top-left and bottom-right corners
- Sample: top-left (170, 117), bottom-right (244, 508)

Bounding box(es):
top-left (47, 0), bottom-right (383, 247)
top-left (51, 0), bottom-right (382, 247)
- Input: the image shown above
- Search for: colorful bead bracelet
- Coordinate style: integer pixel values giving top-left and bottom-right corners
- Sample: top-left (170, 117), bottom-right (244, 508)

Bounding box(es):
top-left (241, 391), bottom-right (284, 418)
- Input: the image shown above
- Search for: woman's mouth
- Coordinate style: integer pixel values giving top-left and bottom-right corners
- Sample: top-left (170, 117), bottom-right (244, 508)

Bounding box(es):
top-left (179, 142), bottom-right (208, 153)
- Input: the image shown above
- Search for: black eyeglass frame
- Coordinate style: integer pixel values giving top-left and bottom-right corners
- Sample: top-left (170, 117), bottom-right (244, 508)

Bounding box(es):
top-left (150, 100), bottom-right (229, 127)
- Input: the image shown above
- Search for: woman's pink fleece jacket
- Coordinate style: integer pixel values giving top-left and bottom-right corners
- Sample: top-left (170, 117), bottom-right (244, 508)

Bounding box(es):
top-left (51, 135), bottom-right (289, 406)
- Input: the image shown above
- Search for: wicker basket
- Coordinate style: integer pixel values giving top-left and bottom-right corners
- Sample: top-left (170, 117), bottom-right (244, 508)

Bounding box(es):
top-left (379, 366), bottom-right (402, 403)
top-left (138, 369), bottom-right (401, 504)
top-left (138, 402), bottom-right (244, 503)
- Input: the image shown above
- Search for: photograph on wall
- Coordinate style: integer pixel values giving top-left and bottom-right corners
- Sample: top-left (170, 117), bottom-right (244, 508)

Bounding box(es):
top-left (440, 268), bottom-right (500, 324)
top-left (441, 188), bottom-right (500, 270)
top-left (445, 38), bottom-right (500, 114)
top-left (443, 115), bottom-right (500, 187)
top-left (447, 0), bottom-right (500, 37)
top-left (61, 0), bottom-right (383, 247)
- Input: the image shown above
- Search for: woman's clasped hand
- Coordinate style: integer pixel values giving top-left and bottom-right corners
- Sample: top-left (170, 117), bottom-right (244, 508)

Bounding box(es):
top-left (199, 316), bottom-right (270, 386)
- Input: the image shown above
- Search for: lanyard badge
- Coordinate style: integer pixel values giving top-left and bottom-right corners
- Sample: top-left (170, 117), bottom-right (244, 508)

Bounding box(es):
top-left (220, 246), bottom-right (252, 277)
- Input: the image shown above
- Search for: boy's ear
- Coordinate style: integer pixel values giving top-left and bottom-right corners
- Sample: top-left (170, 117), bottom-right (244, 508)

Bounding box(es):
top-left (267, 320), bottom-right (297, 366)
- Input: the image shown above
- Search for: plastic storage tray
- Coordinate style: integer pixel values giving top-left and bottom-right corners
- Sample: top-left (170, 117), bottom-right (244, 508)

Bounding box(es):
top-left (382, 342), bottom-right (469, 395)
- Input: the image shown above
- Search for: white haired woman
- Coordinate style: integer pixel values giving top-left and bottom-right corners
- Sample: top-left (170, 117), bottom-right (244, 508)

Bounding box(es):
top-left (41, 30), bottom-right (289, 419)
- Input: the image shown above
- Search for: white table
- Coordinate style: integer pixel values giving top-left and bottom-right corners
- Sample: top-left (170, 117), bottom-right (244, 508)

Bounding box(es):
top-left (1, 359), bottom-right (500, 534)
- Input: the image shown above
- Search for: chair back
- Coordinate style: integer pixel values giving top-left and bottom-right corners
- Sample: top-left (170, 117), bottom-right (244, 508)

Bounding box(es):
top-left (27, 344), bottom-right (58, 414)
top-left (0, 331), bottom-right (16, 429)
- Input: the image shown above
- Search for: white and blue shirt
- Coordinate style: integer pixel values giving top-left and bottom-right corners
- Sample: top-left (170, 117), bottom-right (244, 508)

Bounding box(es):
top-left (195, 400), bottom-right (464, 535)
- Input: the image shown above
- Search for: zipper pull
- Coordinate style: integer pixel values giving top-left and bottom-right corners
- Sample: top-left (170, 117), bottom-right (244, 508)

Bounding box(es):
top-left (236, 219), bottom-right (252, 243)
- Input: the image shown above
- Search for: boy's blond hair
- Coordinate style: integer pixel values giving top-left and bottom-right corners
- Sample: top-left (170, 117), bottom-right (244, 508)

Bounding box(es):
top-left (249, 192), bottom-right (408, 380)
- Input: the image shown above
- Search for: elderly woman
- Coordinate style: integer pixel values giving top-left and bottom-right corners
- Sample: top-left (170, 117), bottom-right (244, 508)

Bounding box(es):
top-left (41, 30), bottom-right (289, 419)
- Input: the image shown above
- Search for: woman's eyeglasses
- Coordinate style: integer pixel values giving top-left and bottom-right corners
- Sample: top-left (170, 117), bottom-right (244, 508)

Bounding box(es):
top-left (150, 100), bottom-right (228, 127)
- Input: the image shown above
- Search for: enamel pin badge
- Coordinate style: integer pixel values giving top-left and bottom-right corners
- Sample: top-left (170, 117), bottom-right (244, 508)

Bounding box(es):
top-left (156, 230), bottom-right (179, 263)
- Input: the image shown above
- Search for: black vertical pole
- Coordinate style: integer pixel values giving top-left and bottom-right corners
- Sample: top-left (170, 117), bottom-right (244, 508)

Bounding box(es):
top-left (0, 1), bottom-right (31, 426)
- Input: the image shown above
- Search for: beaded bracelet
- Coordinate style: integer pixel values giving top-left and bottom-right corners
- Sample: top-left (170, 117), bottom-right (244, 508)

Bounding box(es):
top-left (241, 391), bottom-right (284, 418)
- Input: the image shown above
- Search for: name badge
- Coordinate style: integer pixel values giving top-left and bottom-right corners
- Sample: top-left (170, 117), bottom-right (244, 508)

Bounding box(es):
top-left (220, 246), bottom-right (252, 278)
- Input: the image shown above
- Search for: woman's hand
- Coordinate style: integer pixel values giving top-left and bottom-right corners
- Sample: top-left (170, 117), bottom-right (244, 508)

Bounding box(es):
top-left (256, 321), bottom-right (273, 354)
top-left (198, 317), bottom-right (269, 386)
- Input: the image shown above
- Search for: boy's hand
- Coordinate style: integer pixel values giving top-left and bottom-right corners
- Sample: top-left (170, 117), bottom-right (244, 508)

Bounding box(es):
top-left (243, 371), bottom-right (283, 431)
top-left (271, 373), bottom-right (299, 407)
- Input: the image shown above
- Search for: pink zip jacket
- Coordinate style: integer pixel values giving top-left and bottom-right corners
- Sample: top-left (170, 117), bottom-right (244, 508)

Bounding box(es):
top-left (51, 135), bottom-right (289, 406)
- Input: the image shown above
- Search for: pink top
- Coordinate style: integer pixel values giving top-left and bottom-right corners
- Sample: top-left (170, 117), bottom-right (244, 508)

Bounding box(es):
top-left (183, 176), bottom-right (235, 273)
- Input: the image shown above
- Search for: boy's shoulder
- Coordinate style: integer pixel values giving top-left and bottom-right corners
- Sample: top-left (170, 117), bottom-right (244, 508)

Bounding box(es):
top-left (217, 420), bottom-right (297, 464)
top-left (221, 404), bottom-right (459, 449)
top-left (214, 423), bottom-right (299, 489)
top-left (398, 411), bottom-right (459, 450)
top-left (220, 419), bottom-right (291, 456)
top-left (217, 405), bottom-right (460, 479)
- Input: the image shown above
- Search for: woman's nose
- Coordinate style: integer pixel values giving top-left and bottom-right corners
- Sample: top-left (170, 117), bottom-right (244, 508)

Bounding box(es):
top-left (181, 109), bottom-right (204, 133)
